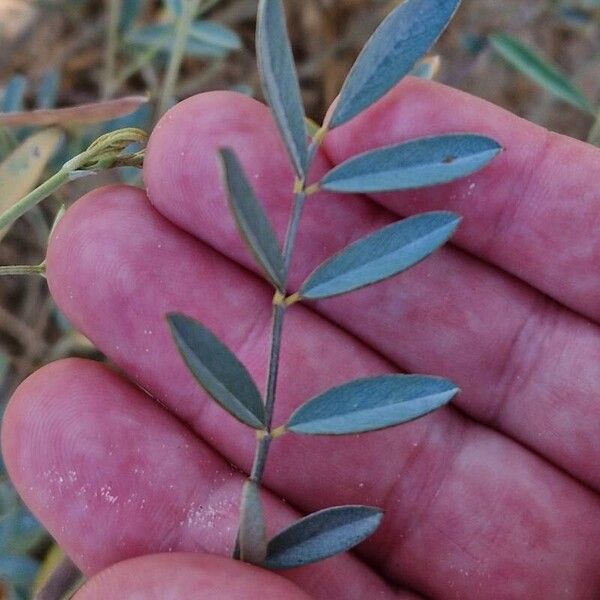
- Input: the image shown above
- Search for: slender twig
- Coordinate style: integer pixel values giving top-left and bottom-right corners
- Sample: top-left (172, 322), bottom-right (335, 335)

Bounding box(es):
top-left (0, 264), bottom-right (44, 276)
top-left (103, 0), bottom-right (123, 99)
top-left (112, 39), bottom-right (167, 92)
top-left (234, 135), bottom-right (325, 557)
top-left (156, 0), bottom-right (202, 119)
top-left (0, 170), bottom-right (71, 232)
top-left (34, 556), bottom-right (83, 600)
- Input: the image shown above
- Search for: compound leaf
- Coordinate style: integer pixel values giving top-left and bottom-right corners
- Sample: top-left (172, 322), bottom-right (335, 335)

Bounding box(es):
top-left (168, 313), bottom-right (266, 429)
top-left (239, 480), bottom-right (267, 565)
top-left (219, 148), bottom-right (285, 290)
top-left (287, 375), bottom-right (458, 435)
top-left (264, 506), bottom-right (383, 569)
top-left (257, 0), bottom-right (308, 177)
top-left (300, 212), bottom-right (460, 300)
top-left (329, 0), bottom-right (461, 128)
top-left (321, 134), bottom-right (501, 193)
top-left (490, 33), bottom-right (594, 114)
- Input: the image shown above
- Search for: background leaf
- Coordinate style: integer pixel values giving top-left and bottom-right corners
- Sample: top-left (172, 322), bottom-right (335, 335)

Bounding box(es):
top-left (168, 313), bottom-right (266, 429)
top-left (36, 71), bottom-right (60, 110)
top-left (257, 0), bottom-right (308, 177)
top-left (239, 480), bottom-right (267, 565)
top-left (219, 148), bottom-right (285, 289)
top-left (1, 76), bottom-right (27, 113)
top-left (264, 506), bottom-right (383, 569)
top-left (300, 212), bottom-right (460, 300)
top-left (287, 375), bottom-right (458, 435)
top-left (0, 128), bottom-right (63, 240)
top-left (0, 97), bottom-right (148, 127)
top-left (189, 20), bottom-right (242, 52)
top-left (329, 0), bottom-right (461, 128)
top-left (321, 134), bottom-right (501, 193)
top-left (490, 33), bottom-right (594, 114)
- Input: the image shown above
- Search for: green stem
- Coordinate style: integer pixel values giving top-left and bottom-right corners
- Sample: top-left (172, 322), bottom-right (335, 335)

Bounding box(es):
top-left (112, 39), bottom-right (166, 92)
top-left (156, 0), bottom-right (201, 120)
top-left (103, 0), bottom-right (122, 99)
top-left (233, 138), bottom-right (324, 560)
top-left (587, 105), bottom-right (600, 147)
top-left (0, 264), bottom-right (44, 276)
top-left (0, 169), bottom-right (70, 232)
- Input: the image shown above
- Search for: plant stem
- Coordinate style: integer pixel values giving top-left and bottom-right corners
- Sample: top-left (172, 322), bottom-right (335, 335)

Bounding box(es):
top-left (233, 137), bottom-right (324, 559)
top-left (103, 0), bottom-right (122, 99)
top-left (156, 0), bottom-right (201, 120)
top-left (0, 264), bottom-right (44, 276)
top-left (587, 105), bottom-right (600, 147)
top-left (0, 169), bottom-right (70, 232)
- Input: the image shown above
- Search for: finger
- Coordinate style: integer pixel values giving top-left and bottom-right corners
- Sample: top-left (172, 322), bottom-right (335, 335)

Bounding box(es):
top-left (45, 190), bottom-right (600, 599)
top-left (74, 554), bottom-right (311, 600)
top-left (322, 77), bottom-right (600, 322)
top-left (2, 359), bottom-right (397, 600)
top-left (144, 91), bottom-right (600, 491)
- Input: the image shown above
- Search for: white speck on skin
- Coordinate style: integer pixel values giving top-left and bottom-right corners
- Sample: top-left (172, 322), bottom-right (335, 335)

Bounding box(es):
top-left (99, 485), bottom-right (118, 504)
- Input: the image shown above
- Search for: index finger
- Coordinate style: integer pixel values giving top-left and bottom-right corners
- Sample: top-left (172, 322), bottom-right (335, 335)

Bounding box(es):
top-left (324, 77), bottom-right (600, 322)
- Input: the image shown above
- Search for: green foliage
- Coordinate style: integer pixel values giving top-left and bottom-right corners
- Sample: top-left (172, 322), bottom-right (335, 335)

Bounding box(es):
top-left (287, 375), bottom-right (459, 435)
top-left (329, 0), bottom-right (461, 128)
top-left (219, 148), bottom-right (285, 290)
top-left (264, 506), bottom-right (383, 569)
top-left (320, 134), bottom-right (501, 193)
top-left (256, 0), bottom-right (308, 177)
top-left (299, 212), bottom-right (461, 300)
top-left (490, 33), bottom-right (594, 114)
top-left (168, 313), bottom-right (267, 429)
top-left (169, 0), bottom-right (501, 569)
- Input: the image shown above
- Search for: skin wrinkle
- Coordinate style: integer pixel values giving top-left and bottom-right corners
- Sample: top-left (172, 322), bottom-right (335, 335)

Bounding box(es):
top-left (373, 410), bottom-right (469, 581)
top-left (487, 294), bottom-right (557, 426)
top-left (484, 129), bottom-right (555, 254)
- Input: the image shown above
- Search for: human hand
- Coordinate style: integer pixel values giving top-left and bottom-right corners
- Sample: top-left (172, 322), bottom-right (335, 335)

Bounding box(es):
top-left (3, 78), bottom-right (600, 599)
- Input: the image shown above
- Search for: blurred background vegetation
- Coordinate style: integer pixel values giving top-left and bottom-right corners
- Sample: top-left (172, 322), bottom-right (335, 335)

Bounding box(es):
top-left (0, 0), bottom-right (598, 597)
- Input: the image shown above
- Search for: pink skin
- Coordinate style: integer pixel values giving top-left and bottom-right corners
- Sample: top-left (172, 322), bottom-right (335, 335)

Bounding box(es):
top-left (1, 77), bottom-right (599, 599)
top-left (75, 554), bottom-right (311, 599)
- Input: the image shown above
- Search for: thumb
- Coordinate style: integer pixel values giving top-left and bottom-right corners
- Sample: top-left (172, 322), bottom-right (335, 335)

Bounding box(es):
top-left (73, 553), bottom-right (311, 599)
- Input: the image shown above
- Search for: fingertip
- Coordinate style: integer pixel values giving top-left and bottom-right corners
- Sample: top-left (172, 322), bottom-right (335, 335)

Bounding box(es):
top-left (143, 90), bottom-right (294, 242)
top-left (73, 553), bottom-right (311, 600)
top-left (1, 358), bottom-right (107, 492)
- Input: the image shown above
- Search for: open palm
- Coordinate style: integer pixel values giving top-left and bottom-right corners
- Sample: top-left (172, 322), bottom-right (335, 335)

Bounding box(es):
top-left (3, 78), bottom-right (600, 599)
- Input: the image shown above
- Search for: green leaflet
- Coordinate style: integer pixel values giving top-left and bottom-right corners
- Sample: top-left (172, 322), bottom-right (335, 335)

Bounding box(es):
top-left (219, 148), bottom-right (285, 290)
top-left (256, 0), bottom-right (308, 177)
top-left (264, 506), bottom-right (383, 569)
top-left (168, 313), bottom-right (266, 429)
top-left (300, 212), bottom-right (461, 300)
top-left (287, 375), bottom-right (459, 435)
top-left (239, 481), bottom-right (267, 565)
top-left (189, 20), bottom-right (242, 52)
top-left (128, 20), bottom-right (241, 58)
top-left (329, 0), bottom-right (461, 128)
top-left (490, 33), bottom-right (594, 114)
top-left (320, 134), bottom-right (501, 193)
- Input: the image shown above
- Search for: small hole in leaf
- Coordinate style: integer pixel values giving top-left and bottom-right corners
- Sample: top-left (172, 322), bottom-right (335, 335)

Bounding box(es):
top-left (442, 155), bottom-right (456, 164)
